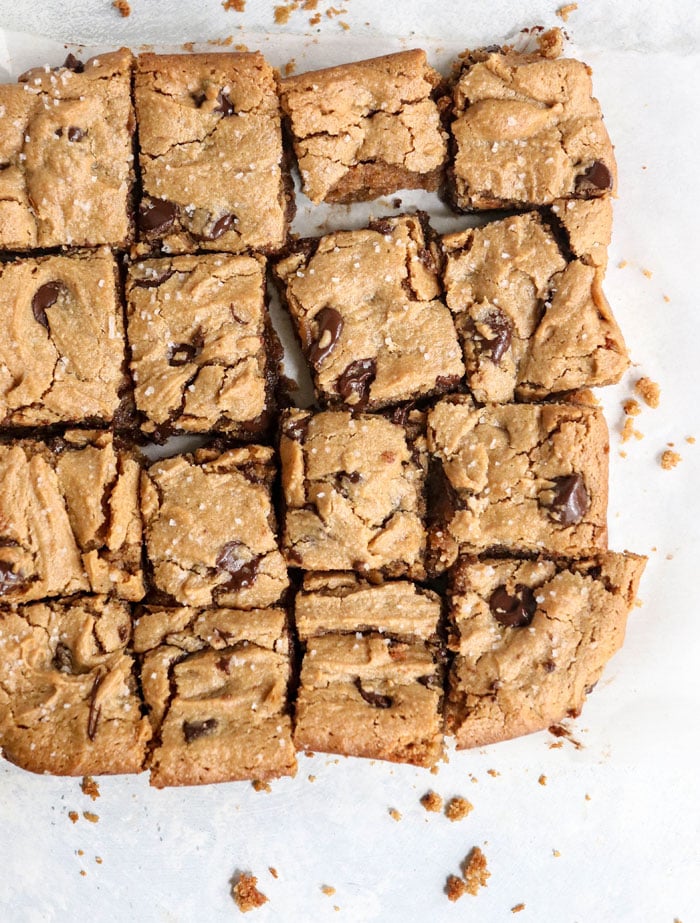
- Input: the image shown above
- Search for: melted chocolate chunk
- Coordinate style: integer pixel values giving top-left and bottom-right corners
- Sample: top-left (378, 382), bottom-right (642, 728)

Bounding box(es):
top-left (547, 474), bottom-right (589, 526)
top-left (216, 542), bottom-right (261, 591)
top-left (489, 584), bottom-right (537, 628)
top-left (0, 560), bottom-right (24, 593)
top-left (67, 126), bottom-right (85, 142)
top-left (203, 214), bottom-right (234, 240)
top-left (284, 416), bottom-right (309, 442)
top-left (53, 642), bottom-right (74, 674)
top-left (133, 268), bottom-right (175, 289)
top-left (390, 402), bottom-right (415, 426)
top-left (435, 374), bottom-right (461, 392)
top-left (575, 161), bottom-right (613, 196)
top-left (138, 198), bottom-right (179, 234)
top-left (63, 53), bottom-right (84, 73)
top-left (87, 671), bottom-right (105, 741)
top-left (183, 718), bottom-right (218, 743)
top-left (215, 90), bottom-right (236, 116)
top-left (354, 677), bottom-right (392, 709)
top-left (417, 673), bottom-right (441, 690)
top-left (308, 307), bottom-right (344, 368)
top-left (168, 340), bottom-right (202, 366)
top-left (478, 308), bottom-right (512, 363)
top-left (31, 281), bottom-right (65, 329)
top-left (337, 358), bottom-right (376, 408)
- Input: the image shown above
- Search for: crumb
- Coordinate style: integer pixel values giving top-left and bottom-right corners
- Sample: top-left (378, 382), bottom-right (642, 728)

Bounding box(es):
top-left (82, 812), bottom-right (99, 824)
top-left (232, 873), bottom-right (268, 912)
top-left (302, 0), bottom-right (318, 8)
top-left (622, 398), bottom-right (641, 417)
top-left (585, 793), bottom-right (591, 801)
top-left (308, 774), bottom-right (316, 782)
top-left (487, 768), bottom-right (500, 777)
top-left (95, 857), bottom-right (103, 865)
top-left (392, 198), bottom-right (402, 208)
top-left (80, 870), bottom-right (87, 878)
top-left (182, 42), bottom-right (195, 52)
top-left (420, 791), bottom-right (443, 813)
top-left (445, 874), bottom-right (467, 903)
top-left (618, 260), bottom-right (628, 269)
top-left (112, 0), bottom-right (131, 16)
top-left (537, 27), bottom-right (564, 59)
top-left (687, 436), bottom-right (696, 444)
top-left (309, 12), bottom-right (321, 24)
top-left (333, 907), bottom-right (340, 913)
top-left (663, 294), bottom-right (671, 303)
top-left (234, 43), bottom-right (249, 52)
top-left (325, 6), bottom-right (347, 18)
top-left (284, 58), bottom-right (296, 76)
top-left (445, 797), bottom-right (473, 822)
top-left (388, 808), bottom-right (402, 822)
top-left (274, 3), bottom-right (295, 23)
top-left (222, 0), bottom-right (246, 8)
top-left (549, 740), bottom-right (564, 749)
top-left (77, 849), bottom-right (84, 856)
top-left (339, 20), bottom-right (350, 30)
top-left (621, 417), bottom-right (643, 443)
top-left (538, 774), bottom-right (547, 786)
top-left (552, 849), bottom-right (561, 858)
top-left (268, 867), bottom-right (278, 879)
top-left (430, 764), bottom-right (440, 775)
top-left (556, 3), bottom-right (577, 20)
top-left (661, 450), bottom-right (682, 470)
top-left (618, 450), bottom-right (627, 459)
top-left (667, 441), bottom-right (675, 447)
top-left (635, 377), bottom-right (661, 408)
top-left (462, 847), bottom-right (490, 896)
top-left (512, 904), bottom-right (526, 914)
top-left (321, 886), bottom-right (336, 896)
top-left (642, 268), bottom-right (653, 279)
top-left (81, 776), bottom-right (100, 800)
top-left (252, 780), bottom-right (271, 793)
top-left (68, 811), bottom-right (79, 824)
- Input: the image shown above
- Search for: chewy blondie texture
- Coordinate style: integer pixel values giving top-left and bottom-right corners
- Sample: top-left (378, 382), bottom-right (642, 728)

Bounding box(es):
top-left (134, 52), bottom-right (291, 254)
top-left (0, 249), bottom-right (130, 429)
top-left (449, 45), bottom-right (616, 211)
top-left (294, 573), bottom-right (444, 767)
top-left (0, 596), bottom-right (150, 775)
top-left (141, 445), bottom-right (288, 608)
top-left (0, 431), bottom-right (144, 603)
top-left (445, 552), bottom-right (646, 747)
top-left (441, 202), bottom-right (627, 402)
top-left (427, 396), bottom-right (609, 570)
top-left (280, 409), bottom-right (427, 578)
top-left (273, 214), bottom-right (464, 410)
top-left (133, 605), bottom-right (296, 786)
top-left (279, 50), bottom-right (448, 204)
top-left (0, 49), bottom-right (135, 249)
top-left (126, 253), bottom-right (277, 439)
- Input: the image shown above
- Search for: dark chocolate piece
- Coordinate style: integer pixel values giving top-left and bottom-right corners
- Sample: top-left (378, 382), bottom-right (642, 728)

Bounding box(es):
top-left (308, 307), bottom-right (344, 368)
top-left (337, 358), bottom-right (376, 407)
top-left (182, 718), bottom-right (218, 743)
top-left (548, 474), bottom-right (589, 526)
top-left (138, 198), bottom-right (178, 234)
top-left (575, 161), bottom-right (613, 196)
top-left (489, 585), bottom-right (537, 628)
top-left (355, 677), bottom-right (392, 709)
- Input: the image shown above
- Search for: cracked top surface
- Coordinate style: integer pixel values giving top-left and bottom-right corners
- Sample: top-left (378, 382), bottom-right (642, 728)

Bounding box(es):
top-left (0, 249), bottom-right (129, 428)
top-left (0, 596), bottom-right (150, 775)
top-left (451, 48), bottom-right (616, 210)
top-left (0, 431), bottom-right (145, 604)
top-left (274, 215), bottom-right (464, 410)
top-left (441, 203), bottom-right (627, 402)
top-left (126, 253), bottom-right (272, 437)
top-left (0, 49), bottom-right (134, 249)
top-left (279, 49), bottom-right (448, 204)
top-left (280, 409), bottom-right (427, 578)
top-left (140, 445), bottom-right (288, 609)
top-left (133, 606), bottom-right (295, 787)
top-left (427, 396), bottom-right (609, 568)
top-left (445, 552), bottom-right (646, 748)
top-left (134, 52), bottom-right (289, 253)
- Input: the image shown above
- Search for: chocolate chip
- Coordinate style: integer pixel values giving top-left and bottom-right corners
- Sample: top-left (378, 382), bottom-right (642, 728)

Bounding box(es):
top-left (308, 307), bottom-right (344, 368)
top-left (204, 214), bottom-right (234, 240)
top-left (354, 678), bottom-right (392, 709)
top-left (543, 659), bottom-right (556, 673)
top-left (435, 374), bottom-right (461, 392)
top-left (0, 561), bottom-right (25, 593)
top-left (31, 281), bottom-right (65, 328)
top-left (216, 542), bottom-right (261, 591)
top-left (87, 671), bottom-right (105, 741)
top-left (417, 674), bottom-right (441, 690)
top-left (138, 198), bottom-right (178, 234)
top-left (547, 474), bottom-right (589, 526)
top-left (168, 340), bottom-right (201, 366)
top-left (216, 656), bottom-right (232, 674)
top-left (477, 308), bottom-right (512, 363)
top-left (390, 403), bottom-right (415, 426)
top-left (369, 218), bottom-right (394, 236)
top-left (63, 53), bottom-right (84, 73)
top-left (215, 90), bottom-right (236, 116)
top-left (284, 416), bottom-right (309, 442)
top-left (337, 358), bottom-right (376, 408)
top-left (183, 718), bottom-right (218, 743)
top-left (133, 269), bottom-right (175, 289)
top-left (489, 585), bottom-right (537, 628)
top-left (53, 643), bottom-right (74, 674)
top-left (575, 161), bottom-right (613, 196)
top-left (67, 126), bottom-right (85, 142)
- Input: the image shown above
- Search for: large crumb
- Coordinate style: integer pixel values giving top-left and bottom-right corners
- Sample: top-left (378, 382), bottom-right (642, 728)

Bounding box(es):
top-left (621, 417), bottom-right (644, 443)
top-left (635, 377), bottom-right (661, 408)
top-left (321, 885), bottom-right (336, 896)
top-left (462, 847), bottom-right (490, 896)
top-left (388, 808), bottom-right (402, 822)
top-left (420, 791), bottom-right (443, 813)
top-left (538, 774), bottom-right (547, 786)
top-left (81, 776), bottom-right (100, 800)
top-left (487, 768), bottom-right (500, 777)
top-left (622, 398), bottom-right (641, 417)
top-left (232, 874), bottom-right (268, 912)
top-left (222, 0), bottom-right (246, 9)
top-left (252, 780), bottom-right (272, 793)
top-left (512, 904), bottom-right (526, 914)
top-left (112, 0), bottom-right (131, 15)
top-left (274, 3), bottom-right (294, 23)
top-left (661, 450), bottom-right (682, 470)
top-left (556, 3), bottom-right (577, 20)
top-left (537, 27), bottom-right (564, 58)
top-left (445, 797), bottom-right (473, 822)
top-left (687, 436), bottom-right (696, 445)
top-left (445, 874), bottom-right (468, 902)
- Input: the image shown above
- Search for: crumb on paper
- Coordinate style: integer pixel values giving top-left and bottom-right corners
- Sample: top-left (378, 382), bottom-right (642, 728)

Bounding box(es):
top-left (112, 0), bottom-right (131, 16)
top-left (556, 3), bottom-right (577, 21)
top-left (462, 846), bottom-right (490, 896)
top-left (82, 812), bottom-right (99, 824)
top-left (420, 790), bottom-right (443, 813)
top-left (621, 417), bottom-right (643, 443)
top-left (585, 793), bottom-right (591, 801)
top-left (538, 774), bottom-right (547, 786)
top-left (77, 849), bottom-right (84, 856)
top-left (80, 870), bottom-right (87, 878)
top-left (308, 774), bottom-right (316, 783)
top-left (663, 294), bottom-right (671, 303)
top-left (81, 776), bottom-right (100, 800)
top-left (321, 885), bottom-right (336, 896)
top-left (68, 811), bottom-right (79, 824)
top-left (552, 849), bottom-right (561, 858)
top-left (623, 398), bottom-right (641, 417)
top-left (487, 768), bottom-right (500, 777)
top-left (686, 436), bottom-right (696, 444)
top-left (222, 0), bottom-right (246, 9)
top-left (252, 779), bottom-right (271, 793)
top-left (339, 20), bottom-right (350, 30)
top-left (618, 450), bottom-right (627, 458)
top-left (642, 268), bottom-right (653, 279)
top-left (445, 874), bottom-right (468, 903)
top-left (635, 377), bottom-right (660, 408)
top-left (445, 796), bottom-right (473, 822)
top-left (537, 27), bottom-right (564, 58)
top-left (512, 904), bottom-right (526, 914)
top-left (389, 808), bottom-right (402, 822)
top-left (284, 58), bottom-right (297, 76)
top-left (326, 6), bottom-right (348, 18)
top-left (618, 260), bottom-right (628, 269)
top-left (268, 867), bottom-right (278, 879)
top-left (232, 873), bottom-right (269, 913)
top-left (309, 12), bottom-right (322, 24)
top-left (549, 740), bottom-right (564, 749)
top-left (95, 856), bottom-right (103, 865)
top-left (661, 450), bottom-right (682, 470)
top-left (274, 3), bottom-right (295, 24)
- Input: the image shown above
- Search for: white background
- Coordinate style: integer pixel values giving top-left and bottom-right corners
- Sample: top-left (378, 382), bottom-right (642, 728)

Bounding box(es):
top-left (0, 1), bottom-right (699, 921)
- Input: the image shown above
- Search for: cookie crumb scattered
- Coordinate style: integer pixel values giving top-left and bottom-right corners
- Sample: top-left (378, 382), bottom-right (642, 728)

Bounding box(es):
top-left (663, 294), bottom-right (671, 303)
top-left (487, 768), bottom-right (500, 777)
top-left (462, 846), bottom-right (490, 895)
top-left (445, 796), bottom-right (473, 822)
top-left (536, 27), bottom-right (564, 58)
top-left (284, 58), bottom-right (296, 76)
top-left (82, 812), bottom-right (99, 824)
top-left (512, 903), bottom-right (526, 913)
top-left (556, 3), bottom-right (577, 20)
top-left (621, 417), bottom-right (643, 443)
top-left (552, 849), bottom-right (561, 858)
top-left (389, 808), bottom-right (402, 822)
top-left (252, 779), bottom-right (272, 793)
top-left (309, 12), bottom-right (321, 24)
top-left (308, 774), bottom-right (316, 783)
top-left (538, 774), bottom-right (547, 786)
top-left (68, 811), bottom-right (79, 824)
top-left (445, 874), bottom-right (468, 902)
top-left (420, 790), bottom-right (443, 813)
top-left (268, 867), bottom-right (278, 879)
top-left (635, 377), bottom-right (660, 408)
top-left (661, 450), bottom-right (681, 470)
top-left (81, 776), bottom-right (100, 800)
top-left (77, 850), bottom-right (84, 857)
top-left (618, 259), bottom-right (628, 269)
top-left (222, 0), bottom-right (246, 9)
top-left (642, 268), bottom-right (653, 279)
top-left (80, 870), bottom-right (87, 878)
top-left (585, 793), bottom-right (591, 801)
top-left (622, 398), bottom-right (641, 417)
top-left (687, 436), bottom-right (696, 444)
top-left (232, 873), bottom-right (269, 912)
top-left (321, 885), bottom-right (336, 896)
top-left (112, 0), bottom-right (131, 16)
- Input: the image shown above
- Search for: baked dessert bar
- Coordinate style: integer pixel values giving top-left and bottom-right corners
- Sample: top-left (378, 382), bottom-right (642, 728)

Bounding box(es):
top-left (126, 253), bottom-right (277, 439)
top-left (444, 552), bottom-right (646, 747)
top-left (140, 445), bottom-right (288, 608)
top-left (0, 249), bottom-right (130, 429)
top-left (134, 52), bottom-right (291, 254)
top-left (273, 214), bottom-right (464, 411)
top-left (441, 200), bottom-right (627, 402)
top-left (0, 431), bottom-right (145, 603)
top-left (280, 408), bottom-right (427, 578)
top-left (294, 573), bottom-right (444, 767)
top-left (133, 605), bottom-right (296, 786)
top-left (427, 396), bottom-right (608, 570)
top-left (279, 50), bottom-right (448, 204)
top-left (0, 49), bottom-right (135, 249)
top-left (0, 596), bottom-right (149, 775)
